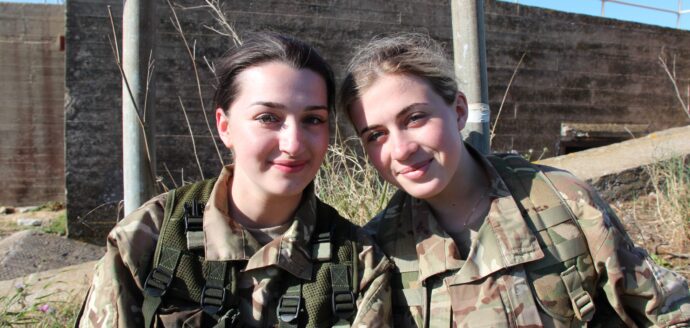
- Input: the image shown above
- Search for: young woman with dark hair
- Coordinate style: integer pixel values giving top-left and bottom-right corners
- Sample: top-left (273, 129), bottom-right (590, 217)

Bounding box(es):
top-left (78, 33), bottom-right (391, 328)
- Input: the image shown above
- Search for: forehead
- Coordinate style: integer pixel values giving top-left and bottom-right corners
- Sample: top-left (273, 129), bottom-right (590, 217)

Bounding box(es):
top-left (233, 61), bottom-right (327, 100)
top-left (354, 73), bottom-right (437, 111)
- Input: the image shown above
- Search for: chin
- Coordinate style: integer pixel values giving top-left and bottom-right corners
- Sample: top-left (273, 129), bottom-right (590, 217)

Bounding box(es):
top-left (265, 179), bottom-right (311, 197)
top-left (399, 181), bottom-right (444, 200)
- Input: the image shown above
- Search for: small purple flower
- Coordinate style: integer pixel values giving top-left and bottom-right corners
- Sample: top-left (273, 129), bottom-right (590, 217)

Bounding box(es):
top-left (14, 282), bottom-right (24, 291)
top-left (38, 304), bottom-right (52, 313)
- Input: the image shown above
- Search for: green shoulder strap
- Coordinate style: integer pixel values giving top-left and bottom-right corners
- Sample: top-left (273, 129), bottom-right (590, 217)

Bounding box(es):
top-left (276, 200), bottom-right (358, 328)
top-left (487, 154), bottom-right (595, 322)
top-left (141, 178), bottom-right (218, 328)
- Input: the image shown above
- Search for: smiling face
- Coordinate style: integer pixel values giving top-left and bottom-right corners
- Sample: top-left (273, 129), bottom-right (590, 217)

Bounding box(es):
top-left (349, 73), bottom-right (468, 201)
top-left (216, 61), bottom-right (329, 199)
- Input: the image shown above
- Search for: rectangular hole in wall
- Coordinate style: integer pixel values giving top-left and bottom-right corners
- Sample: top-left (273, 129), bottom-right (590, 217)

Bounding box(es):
top-left (558, 122), bottom-right (649, 155)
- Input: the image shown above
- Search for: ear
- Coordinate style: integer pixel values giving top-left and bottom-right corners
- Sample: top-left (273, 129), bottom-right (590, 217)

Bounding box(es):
top-left (454, 92), bottom-right (469, 131)
top-left (216, 107), bottom-right (233, 149)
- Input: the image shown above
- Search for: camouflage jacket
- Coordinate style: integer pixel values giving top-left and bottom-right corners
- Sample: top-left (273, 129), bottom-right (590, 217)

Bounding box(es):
top-left (365, 151), bottom-right (690, 327)
top-left (77, 166), bottom-right (392, 327)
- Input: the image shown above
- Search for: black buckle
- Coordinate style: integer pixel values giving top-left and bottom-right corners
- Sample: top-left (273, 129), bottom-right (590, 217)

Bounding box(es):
top-left (184, 201), bottom-right (204, 232)
top-left (144, 267), bottom-right (174, 298)
top-left (276, 295), bottom-right (301, 323)
top-left (201, 284), bottom-right (227, 315)
top-left (332, 290), bottom-right (355, 319)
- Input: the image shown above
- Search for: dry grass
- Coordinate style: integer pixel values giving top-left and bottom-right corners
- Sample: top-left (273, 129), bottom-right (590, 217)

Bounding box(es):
top-left (614, 155), bottom-right (690, 279)
top-left (315, 121), bottom-right (395, 226)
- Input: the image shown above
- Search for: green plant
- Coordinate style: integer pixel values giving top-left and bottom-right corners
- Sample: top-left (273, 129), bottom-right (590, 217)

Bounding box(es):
top-left (41, 212), bottom-right (67, 236)
top-left (30, 202), bottom-right (64, 212)
top-left (649, 253), bottom-right (673, 269)
top-left (0, 283), bottom-right (80, 327)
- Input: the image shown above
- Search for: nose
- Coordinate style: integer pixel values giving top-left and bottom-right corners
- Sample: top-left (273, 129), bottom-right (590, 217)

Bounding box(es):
top-left (279, 121), bottom-right (304, 157)
top-left (390, 131), bottom-right (417, 161)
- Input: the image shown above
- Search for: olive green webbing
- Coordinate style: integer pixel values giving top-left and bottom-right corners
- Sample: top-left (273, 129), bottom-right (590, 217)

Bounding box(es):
top-left (157, 178), bottom-right (217, 301)
top-left (142, 178), bottom-right (218, 327)
top-left (278, 201), bottom-right (357, 327)
top-left (144, 179), bottom-right (356, 327)
top-left (304, 203), bottom-right (356, 327)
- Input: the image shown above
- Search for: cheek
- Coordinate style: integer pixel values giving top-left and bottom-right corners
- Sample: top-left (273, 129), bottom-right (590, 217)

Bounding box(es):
top-left (365, 145), bottom-right (391, 176)
top-left (309, 127), bottom-right (330, 158)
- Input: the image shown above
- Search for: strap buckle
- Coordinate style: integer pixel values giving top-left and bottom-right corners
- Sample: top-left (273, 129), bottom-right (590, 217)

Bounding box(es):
top-left (332, 290), bottom-right (355, 319)
top-left (184, 200), bottom-right (204, 232)
top-left (573, 291), bottom-right (595, 322)
top-left (143, 267), bottom-right (174, 298)
top-left (277, 295), bottom-right (301, 323)
top-left (201, 284), bottom-right (227, 315)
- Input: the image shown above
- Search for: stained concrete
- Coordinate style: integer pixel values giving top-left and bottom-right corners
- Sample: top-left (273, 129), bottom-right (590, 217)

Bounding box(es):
top-left (538, 125), bottom-right (690, 201)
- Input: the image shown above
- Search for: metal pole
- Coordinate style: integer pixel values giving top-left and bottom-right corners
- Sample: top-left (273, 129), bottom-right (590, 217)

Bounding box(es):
top-left (122, 0), bottom-right (156, 215)
top-left (451, 0), bottom-right (491, 154)
top-left (601, 0), bottom-right (606, 16)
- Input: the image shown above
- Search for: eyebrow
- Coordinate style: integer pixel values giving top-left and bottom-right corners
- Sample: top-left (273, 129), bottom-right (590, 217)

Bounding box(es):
top-left (250, 102), bottom-right (328, 111)
top-left (357, 103), bottom-right (429, 136)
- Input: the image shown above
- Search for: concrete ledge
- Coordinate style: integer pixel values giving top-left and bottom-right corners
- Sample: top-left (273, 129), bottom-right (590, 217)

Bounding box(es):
top-left (538, 125), bottom-right (690, 200)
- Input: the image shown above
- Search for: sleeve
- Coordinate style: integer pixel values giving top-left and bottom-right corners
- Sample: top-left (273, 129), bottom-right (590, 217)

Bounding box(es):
top-left (546, 170), bottom-right (690, 327)
top-left (76, 195), bottom-right (166, 328)
top-left (351, 227), bottom-right (393, 328)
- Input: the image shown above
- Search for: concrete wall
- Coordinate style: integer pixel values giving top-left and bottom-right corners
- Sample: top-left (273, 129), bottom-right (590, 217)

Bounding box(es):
top-left (65, 0), bottom-right (690, 243)
top-left (485, 2), bottom-right (690, 155)
top-left (65, 0), bottom-right (452, 243)
top-left (0, 4), bottom-right (64, 206)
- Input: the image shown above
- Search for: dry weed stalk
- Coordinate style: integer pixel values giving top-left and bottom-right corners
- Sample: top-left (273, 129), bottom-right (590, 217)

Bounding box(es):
top-left (178, 96), bottom-right (205, 180)
top-left (490, 52), bottom-right (526, 144)
top-left (106, 6), bottom-right (156, 184)
top-left (315, 117), bottom-right (394, 225)
top-left (658, 49), bottom-right (690, 121)
top-left (643, 156), bottom-right (690, 252)
top-left (166, 0), bottom-right (226, 168)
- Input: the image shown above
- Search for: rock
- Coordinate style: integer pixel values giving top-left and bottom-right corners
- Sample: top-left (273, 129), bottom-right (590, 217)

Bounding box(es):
top-left (17, 206), bottom-right (40, 213)
top-left (0, 206), bottom-right (15, 215)
top-left (16, 218), bottom-right (43, 226)
top-left (0, 230), bottom-right (105, 281)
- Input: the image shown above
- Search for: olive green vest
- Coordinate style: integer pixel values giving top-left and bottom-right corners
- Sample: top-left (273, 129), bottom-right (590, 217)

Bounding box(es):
top-left (141, 179), bottom-right (358, 328)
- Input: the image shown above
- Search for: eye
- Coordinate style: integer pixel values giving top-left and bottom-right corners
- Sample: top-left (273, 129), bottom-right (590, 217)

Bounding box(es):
top-left (255, 113), bottom-right (279, 124)
top-left (406, 112), bottom-right (428, 127)
top-left (303, 115), bottom-right (327, 125)
top-left (365, 130), bottom-right (386, 144)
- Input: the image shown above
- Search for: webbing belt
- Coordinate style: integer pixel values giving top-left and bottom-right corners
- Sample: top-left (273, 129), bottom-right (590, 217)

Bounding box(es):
top-left (142, 247), bottom-right (182, 328)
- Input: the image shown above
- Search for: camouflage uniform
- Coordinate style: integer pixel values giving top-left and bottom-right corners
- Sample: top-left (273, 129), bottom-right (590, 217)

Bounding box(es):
top-left (77, 166), bottom-right (392, 327)
top-left (365, 147), bottom-right (690, 327)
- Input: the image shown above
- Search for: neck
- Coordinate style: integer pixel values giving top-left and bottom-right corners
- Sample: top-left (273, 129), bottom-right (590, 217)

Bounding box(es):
top-left (229, 171), bottom-right (302, 229)
top-left (426, 144), bottom-right (490, 233)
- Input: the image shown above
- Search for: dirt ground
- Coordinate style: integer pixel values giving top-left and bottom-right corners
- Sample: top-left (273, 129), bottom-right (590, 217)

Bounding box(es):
top-left (613, 195), bottom-right (690, 281)
top-left (0, 207), bottom-right (105, 281)
top-left (0, 209), bottom-right (63, 239)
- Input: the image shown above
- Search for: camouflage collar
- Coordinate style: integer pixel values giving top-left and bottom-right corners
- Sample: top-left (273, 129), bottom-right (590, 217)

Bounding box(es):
top-left (446, 151), bottom-right (545, 285)
top-left (202, 165), bottom-right (315, 280)
top-left (409, 146), bottom-right (544, 285)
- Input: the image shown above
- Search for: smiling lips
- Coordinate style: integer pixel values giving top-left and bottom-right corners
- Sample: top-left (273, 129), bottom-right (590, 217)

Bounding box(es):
top-left (396, 158), bottom-right (432, 179)
top-left (271, 159), bottom-right (308, 173)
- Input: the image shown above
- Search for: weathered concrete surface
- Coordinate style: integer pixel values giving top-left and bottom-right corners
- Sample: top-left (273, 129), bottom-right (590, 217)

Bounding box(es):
top-left (0, 230), bottom-right (104, 281)
top-left (538, 125), bottom-right (690, 201)
top-left (65, 0), bottom-right (690, 243)
top-left (0, 3), bottom-right (65, 206)
top-left (0, 261), bottom-right (95, 310)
